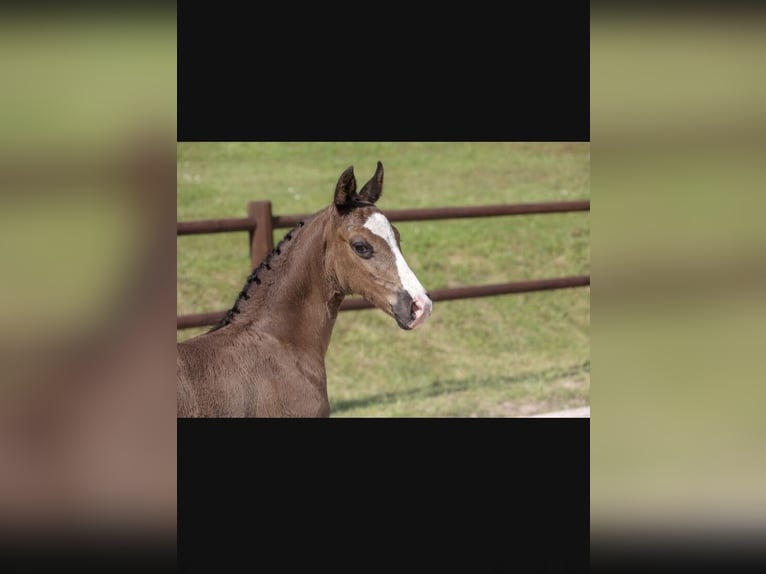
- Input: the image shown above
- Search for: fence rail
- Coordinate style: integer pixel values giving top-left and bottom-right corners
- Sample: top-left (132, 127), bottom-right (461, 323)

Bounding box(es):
top-left (177, 200), bottom-right (590, 330)
top-left (176, 200), bottom-right (590, 236)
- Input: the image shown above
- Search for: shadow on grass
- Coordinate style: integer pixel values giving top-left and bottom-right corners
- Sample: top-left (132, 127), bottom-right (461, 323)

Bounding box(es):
top-left (330, 360), bottom-right (590, 414)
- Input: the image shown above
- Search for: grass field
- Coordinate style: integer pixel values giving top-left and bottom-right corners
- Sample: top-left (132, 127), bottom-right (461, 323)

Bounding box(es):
top-left (177, 142), bottom-right (590, 417)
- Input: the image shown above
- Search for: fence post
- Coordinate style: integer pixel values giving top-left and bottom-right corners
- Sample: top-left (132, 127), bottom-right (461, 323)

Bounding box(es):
top-left (248, 201), bottom-right (274, 270)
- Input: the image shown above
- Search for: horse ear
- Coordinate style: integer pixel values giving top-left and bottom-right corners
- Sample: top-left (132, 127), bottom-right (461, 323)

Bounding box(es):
top-left (334, 165), bottom-right (357, 210)
top-left (357, 161), bottom-right (384, 204)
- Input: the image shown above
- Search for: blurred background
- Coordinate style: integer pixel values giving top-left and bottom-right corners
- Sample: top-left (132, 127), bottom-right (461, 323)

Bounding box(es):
top-left (0, 6), bottom-right (176, 564)
top-left (591, 5), bottom-right (766, 563)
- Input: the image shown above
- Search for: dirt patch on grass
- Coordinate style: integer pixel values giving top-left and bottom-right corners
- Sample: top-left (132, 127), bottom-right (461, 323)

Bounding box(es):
top-left (473, 378), bottom-right (589, 417)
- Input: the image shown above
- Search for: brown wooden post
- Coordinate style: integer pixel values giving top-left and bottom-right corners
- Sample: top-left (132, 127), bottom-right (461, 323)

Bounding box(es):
top-left (248, 201), bottom-right (274, 270)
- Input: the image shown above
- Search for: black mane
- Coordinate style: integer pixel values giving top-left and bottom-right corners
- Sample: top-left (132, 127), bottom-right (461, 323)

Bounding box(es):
top-left (208, 220), bottom-right (305, 332)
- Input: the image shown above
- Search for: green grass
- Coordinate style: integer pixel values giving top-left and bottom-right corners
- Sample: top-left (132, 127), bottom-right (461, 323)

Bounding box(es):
top-left (177, 142), bottom-right (590, 417)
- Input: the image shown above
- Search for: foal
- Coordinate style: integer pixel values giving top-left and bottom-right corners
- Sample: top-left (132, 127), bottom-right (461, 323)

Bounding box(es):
top-left (177, 162), bottom-right (432, 417)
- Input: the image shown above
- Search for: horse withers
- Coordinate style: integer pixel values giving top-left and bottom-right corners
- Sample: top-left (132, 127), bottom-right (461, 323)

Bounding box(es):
top-left (177, 162), bottom-right (433, 417)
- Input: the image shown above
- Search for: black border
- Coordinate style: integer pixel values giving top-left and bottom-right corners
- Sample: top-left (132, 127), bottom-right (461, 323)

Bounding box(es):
top-left (178, 1), bottom-right (589, 142)
top-left (178, 419), bottom-right (589, 571)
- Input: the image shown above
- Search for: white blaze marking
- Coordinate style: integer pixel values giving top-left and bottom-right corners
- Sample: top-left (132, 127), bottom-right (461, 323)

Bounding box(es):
top-left (363, 212), bottom-right (427, 297)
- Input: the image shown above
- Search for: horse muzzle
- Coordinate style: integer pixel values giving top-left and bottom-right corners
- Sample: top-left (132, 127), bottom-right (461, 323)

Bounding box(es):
top-left (392, 290), bottom-right (433, 330)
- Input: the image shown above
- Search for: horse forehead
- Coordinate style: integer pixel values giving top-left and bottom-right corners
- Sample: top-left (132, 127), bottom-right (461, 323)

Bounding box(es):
top-left (362, 211), bottom-right (395, 241)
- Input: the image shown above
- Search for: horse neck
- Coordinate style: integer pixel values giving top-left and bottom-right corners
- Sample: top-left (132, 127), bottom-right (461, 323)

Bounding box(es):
top-left (235, 207), bottom-right (342, 356)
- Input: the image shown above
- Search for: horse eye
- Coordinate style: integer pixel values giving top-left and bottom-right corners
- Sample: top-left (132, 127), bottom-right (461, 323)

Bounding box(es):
top-left (351, 241), bottom-right (373, 258)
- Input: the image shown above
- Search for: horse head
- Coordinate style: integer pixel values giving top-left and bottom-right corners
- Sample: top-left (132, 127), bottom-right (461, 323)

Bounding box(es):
top-left (328, 161), bottom-right (433, 330)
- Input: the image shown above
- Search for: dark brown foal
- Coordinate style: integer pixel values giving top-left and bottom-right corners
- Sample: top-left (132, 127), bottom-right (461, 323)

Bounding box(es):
top-left (177, 162), bottom-right (432, 417)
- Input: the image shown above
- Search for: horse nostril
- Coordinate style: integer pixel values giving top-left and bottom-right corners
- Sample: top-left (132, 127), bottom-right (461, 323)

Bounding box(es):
top-left (411, 301), bottom-right (421, 317)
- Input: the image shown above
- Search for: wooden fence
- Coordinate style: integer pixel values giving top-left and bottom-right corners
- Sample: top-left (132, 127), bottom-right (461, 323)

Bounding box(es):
top-left (177, 200), bottom-right (590, 329)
